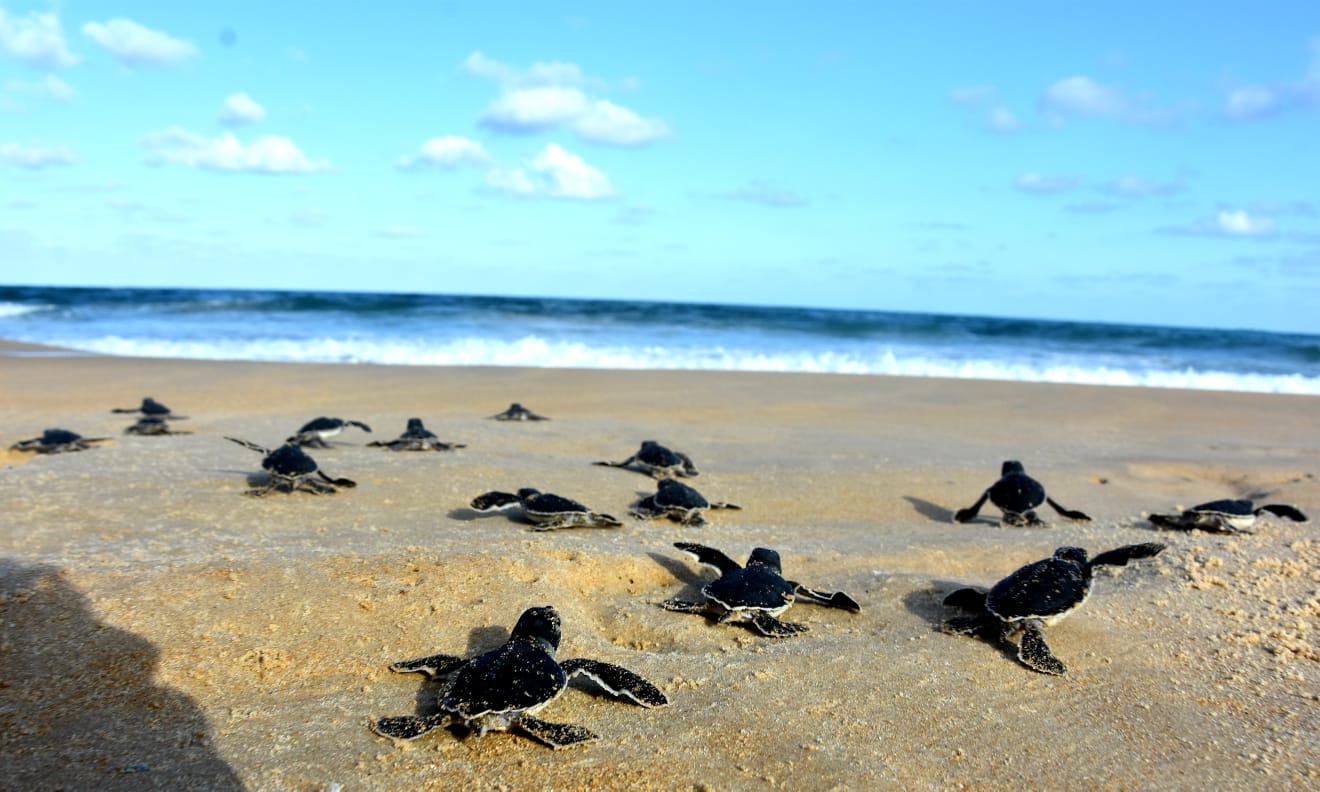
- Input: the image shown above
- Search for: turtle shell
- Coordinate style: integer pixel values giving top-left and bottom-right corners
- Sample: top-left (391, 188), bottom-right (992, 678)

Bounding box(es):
top-left (521, 491), bottom-right (589, 515)
top-left (41, 429), bottom-right (84, 445)
top-left (440, 637), bottom-right (567, 720)
top-left (654, 479), bottom-right (709, 510)
top-left (985, 554), bottom-right (1088, 622)
top-left (704, 565), bottom-right (795, 612)
top-left (140, 397), bottom-right (173, 416)
top-left (637, 441), bottom-right (683, 468)
top-left (401, 418), bottom-right (437, 439)
top-left (263, 444), bottom-right (319, 476)
top-left (298, 416), bottom-right (342, 433)
top-left (1187, 499), bottom-right (1255, 516)
top-left (988, 471), bottom-right (1047, 513)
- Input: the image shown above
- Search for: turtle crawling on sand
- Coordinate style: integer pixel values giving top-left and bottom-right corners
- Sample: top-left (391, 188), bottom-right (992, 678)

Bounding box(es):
top-left (630, 479), bottom-right (740, 527)
top-left (112, 397), bottom-right (187, 419)
top-left (1147, 499), bottom-right (1308, 534)
top-left (470, 488), bottom-right (622, 530)
top-left (9, 428), bottom-right (110, 454)
top-left (661, 543), bottom-right (861, 637)
top-left (954, 460), bottom-right (1092, 526)
top-left (942, 543), bottom-right (1165, 675)
top-left (225, 436), bottom-right (356, 496)
top-left (594, 440), bottom-right (699, 479)
top-left (367, 418), bottom-right (465, 451)
top-left (490, 403), bottom-right (550, 421)
top-left (124, 416), bottom-right (192, 436)
top-left (371, 606), bottom-right (668, 748)
top-left (287, 417), bottom-right (372, 448)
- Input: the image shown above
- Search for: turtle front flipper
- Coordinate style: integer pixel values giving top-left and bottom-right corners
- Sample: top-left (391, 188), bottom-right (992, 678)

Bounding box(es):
top-left (318, 471), bottom-right (357, 489)
top-left (587, 512), bottom-right (624, 529)
top-left (592, 455), bottom-right (636, 470)
top-left (791, 584), bottom-right (862, 613)
top-left (560, 658), bottom-right (669, 707)
top-left (943, 587), bottom-right (988, 611)
top-left (954, 490), bottom-right (990, 523)
top-left (1258, 503), bottom-right (1308, 522)
top-left (471, 491), bottom-right (522, 511)
top-left (709, 501), bottom-right (741, 511)
top-left (389, 653), bottom-right (467, 678)
top-left (750, 612), bottom-right (809, 637)
top-left (676, 451), bottom-right (700, 477)
top-left (659, 597), bottom-right (707, 614)
top-left (1089, 542), bottom-right (1166, 569)
top-left (225, 436), bottom-right (270, 455)
top-left (372, 712), bottom-right (450, 740)
top-left (516, 715), bottom-right (596, 748)
top-left (1016, 620), bottom-right (1066, 675)
top-left (1147, 512), bottom-right (1192, 531)
top-left (673, 543), bottom-right (743, 574)
top-left (1045, 497), bottom-right (1092, 523)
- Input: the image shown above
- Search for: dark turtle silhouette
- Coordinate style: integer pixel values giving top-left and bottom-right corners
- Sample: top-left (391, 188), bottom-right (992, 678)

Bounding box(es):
top-left (471, 488), bottom-right (622, 530)
top-left (111, 397), bottom-right (187, 419)
top-left (630, 479), bottom-right (740, 526)
top-left (124, 416), bottom-right (192, 436)
top-left (943, 543), bottom-right (1165, 675)
top-left (490, 403), bottom-right (550, 421)
top-left (594, 441), bottom-right (699, 478)
top-left (225, 437), bottom-right (356, 496)
top-left (954, 460), bottom-right (1092, 526)
top-left (367, 418), bottom-right (465, 451)
top-left (371, 606), bottom-right (667, 748)
top-left (661, 543), bottom-right (861, 637)
top-left (287, 417), bottom-right (372, 448)
top-left (1148, 499), bottom-right (1308, 534)
top-left (9, 428), bottom-right (110, 454)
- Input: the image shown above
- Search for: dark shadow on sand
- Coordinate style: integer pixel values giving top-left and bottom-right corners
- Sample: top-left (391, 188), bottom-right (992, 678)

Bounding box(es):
top-left (902, 580), bottom-right (1018, 665)
top-left (446, 507), bottom-right (523, 523)
top-left (0, 560), bottom-right (243, 791)
top-left (903, 495), bottom-right (955, 523)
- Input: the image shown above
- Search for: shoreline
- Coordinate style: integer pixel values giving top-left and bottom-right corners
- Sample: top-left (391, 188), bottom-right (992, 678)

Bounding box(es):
top-left (1, 347), bottom-right (1316, 788)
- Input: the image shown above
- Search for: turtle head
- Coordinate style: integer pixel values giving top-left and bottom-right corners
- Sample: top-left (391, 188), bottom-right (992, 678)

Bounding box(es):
top-left (1001, 460), bottom-right (1026, 476)
top-left (640, 440), bottom-right (660, 449)
top-left (1052, 546), bottom-right (1089, 567)
top-left (406, 417), bottom-right (424, 430)
top-left (746, 548), bottom-right (782, 572)
top-left (509, 403), bottom-right (524, 410)
top-left (511, 606), bottom-right (562, 653)
top-left (516, 487), bottom-right (542, 500)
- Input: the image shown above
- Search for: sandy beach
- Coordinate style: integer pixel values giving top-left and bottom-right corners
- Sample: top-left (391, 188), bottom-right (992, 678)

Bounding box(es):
top-left (1, 340), bottom-right (1316, 790)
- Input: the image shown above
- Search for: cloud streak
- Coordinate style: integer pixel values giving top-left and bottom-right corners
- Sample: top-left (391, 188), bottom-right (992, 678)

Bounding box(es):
top-left (142, 128), bottom-right (330, 174)
top-left (83, 18), bottom-right (197, 68)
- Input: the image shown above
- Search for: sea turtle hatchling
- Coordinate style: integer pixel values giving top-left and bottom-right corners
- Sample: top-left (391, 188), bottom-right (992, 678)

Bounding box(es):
top-left (367, 418), bottom-right (465, 451)
top-left (371, 605), bottom-right (668, 748)
top-left (594, 440), bottom-right (699, 478)
top-left (124, 416), bottom-right (192, 436)
top-left (225, 436), bottom-right (357, 496)
top-left (490, 403), bottom-right (550, 421)
top-left (954, 460), bottom-right (1092, 526)
top-left (1147, 499), bottom-right (1308, 534)
top-left (661, 543), bottom-right (862, 637)
top-left (287, 416), bottom-right (372, 448)
top-left (630, 479), bottom-right (740, 527)
top-left (470, 488), bottom-right (623, 530)
top-left (9, 428), bottom-right (110, 454)
top-left (942, 542), bottom-right (1166, 675)
top-left (111, 397), bottom-right (187, 419)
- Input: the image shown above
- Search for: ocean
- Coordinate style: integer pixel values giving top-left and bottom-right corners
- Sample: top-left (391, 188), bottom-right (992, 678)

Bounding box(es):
top-left (1, 285), bottom-right (1318, 395)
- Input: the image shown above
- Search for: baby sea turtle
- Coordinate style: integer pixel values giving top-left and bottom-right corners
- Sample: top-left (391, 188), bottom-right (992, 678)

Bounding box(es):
top-left (225, 436), bottom-right (357, 496)
top-left (367, 418), bottom-right (465, 451)
top-left (9, 428), bottom-right (110, 454)
top-left (661, 543), bottom-right (861, 637)
top-left (954, 460), bottom-right (1092, 526)
top-left (371, 605), bottom-right (668, 748)
top-left (942, 542), bottom-right (1166, 675)
top-left (471, 488), bottom-right (622, 530)
top-left (124, 416), bottom-right (192, 436)
top-left (630, 479), bottom-right (740, 526)
top-left (1148, 499), bottom-right (1308, 534)
top-left (490, 403), bottom-right (550, 421)
top-left (287, 416), bottom-right (372, 448)
top-left (594, 441), bottom-right (699, 478)
top-left (111, 397), bottom-right (187, 419)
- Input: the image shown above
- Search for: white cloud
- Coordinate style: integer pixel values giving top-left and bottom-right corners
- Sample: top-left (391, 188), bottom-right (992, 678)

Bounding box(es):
top-left (950, 84), bottom-right (1021, 133)
top-left (575, 100), bottom-right (669, 145)
top-left (377, 224), bottom-right (419, 238)
top-left (82, 18), bottom-right (197, 68)
top-left (1216, 209), bottom-right (1274, 236)
top-left (218, 93), bottom-right (265, 126)
top-left (0, 141), bottom-right (74, 169)
top-left (479, 86), bottom-right (590, 133)
top-left (486, 144), bottom-right (614, 200)
top-left (142, 128), bottom-right (330, 174)
top-left (1040, 76), bottom-right (1129, 120)
top-left (1224, 86), bottom-right (1284, 121)
top-left (987, 106), bottom-right (1020, 132)
top-left (0, 9), bottom-right (78, 68)
top-left (462, 51), bottom-right (514, 83)
top-left (463, 51), bottom-right (585, 89)
top-left (398, 136), bottom-right (489, 169)
top-left (5, 74), bottom-right (76, 101)
top-left (1103, 175), bottom-right (1183, 198)
top-left (1014, 173), bottom-right (1080, 194)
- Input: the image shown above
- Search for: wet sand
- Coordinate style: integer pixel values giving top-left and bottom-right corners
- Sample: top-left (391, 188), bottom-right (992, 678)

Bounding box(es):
top-left (1, 341), bottom-right (1316, 790)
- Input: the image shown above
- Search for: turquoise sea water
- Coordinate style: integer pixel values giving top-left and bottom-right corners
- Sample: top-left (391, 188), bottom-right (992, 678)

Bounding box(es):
top-left (1, 286), bottom-right (1318, 394)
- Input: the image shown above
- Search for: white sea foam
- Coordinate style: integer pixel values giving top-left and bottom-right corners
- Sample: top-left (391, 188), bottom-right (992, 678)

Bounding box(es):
top-left (43, 334), bottom-right (1320, 395)
top-left (0, 302), bottom-right (47, 318)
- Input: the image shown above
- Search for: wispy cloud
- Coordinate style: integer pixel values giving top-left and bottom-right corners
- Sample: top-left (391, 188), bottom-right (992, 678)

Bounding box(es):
top-left (1222, 37), bottom-right (1320, 122)
top-left (377, 224), bottom-right (420, 238)
top-left (1014, 173), bottom-right (1081, 194)
top-left (0, 9), bottom-right (78, 68)
top-left (218, 93), bottom-right (265, 126)
top-left (1101, 174), bottom-right (1185, 198)
top-left (5, 74), bottom-right (76, 102)
top-left (142, 128), bottom-right (330, 174)
top-left (82, 18), bottom-right (197, 68)
top-left (485, 143), bottom-right (614, 200)
top-left (950, 84), bottom-right (1021, 132)
top-left (717, 180), bottom-right (809, 208)
top-left (1160, 208), bottom-right (1277, 237)
top-left (1038, 75), bottom-right (1178, 125)
top-left (398, 136), bottom-right (489, 170)
top-left (0, 141), bottom-right (74, 169)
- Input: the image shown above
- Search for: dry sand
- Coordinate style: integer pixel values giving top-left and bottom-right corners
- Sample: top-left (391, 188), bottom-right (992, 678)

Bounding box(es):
top-left (1, 341), bottom-right (1316, 790)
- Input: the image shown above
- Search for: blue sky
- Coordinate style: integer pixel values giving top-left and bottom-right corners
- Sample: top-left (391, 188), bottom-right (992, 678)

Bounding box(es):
top-left (1, 2), bottom-right (1318, 333)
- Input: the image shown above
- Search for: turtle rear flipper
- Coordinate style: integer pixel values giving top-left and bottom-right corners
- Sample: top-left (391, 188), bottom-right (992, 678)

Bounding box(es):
top-left (791, 583), bottom-right (862, 613)
top-left (659, 597), bottom-right (707, 614)
top-left (517, 715), bottom-right (596, 748)
top-left (750, 611), bottom-right (809, 637)
top-left (954, 490), bottom-right (990, 523)
top-left (389, 653), bottom-right (467, 678)
top-left (560, 658), bottom-right (669, 708)
top-left (1089, 542), bottom-right (1165, 569)
top-left (1017, 621), bottom-right (1066, 675)
top-left (1258, 503), bottom-right (1308, 522)
top-left (471, 491), bottom-right (522, 511)
top-left (1045, 497), bottom-right (1091, 523)
top-left (372, 713), bottom-right (449, 741)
